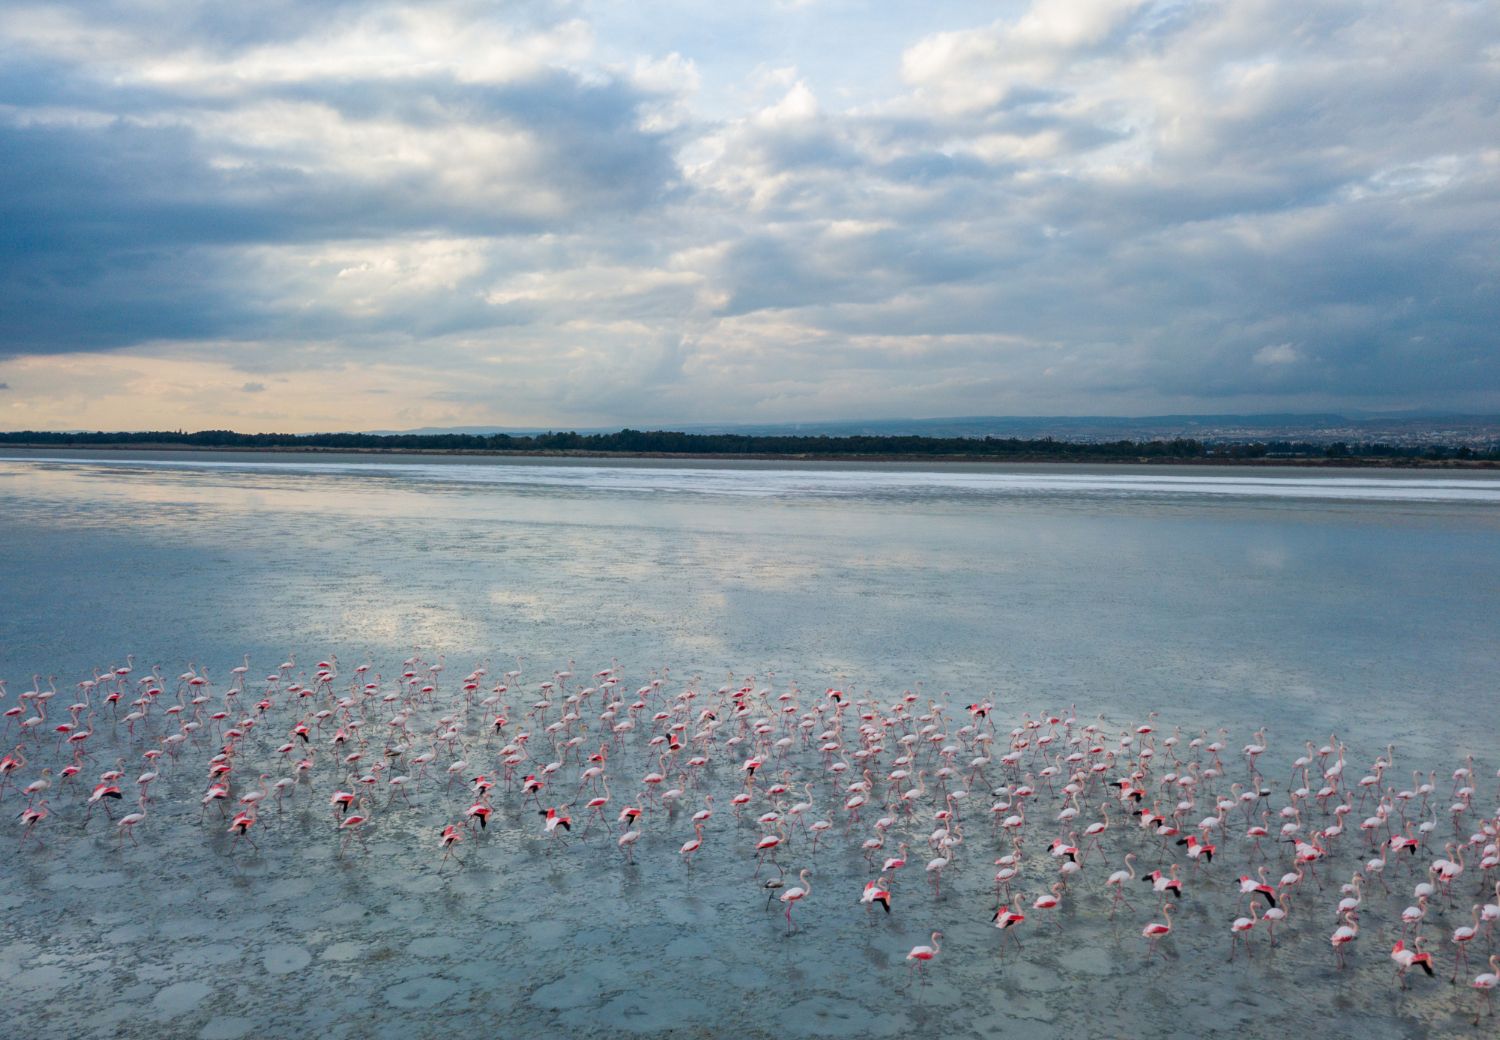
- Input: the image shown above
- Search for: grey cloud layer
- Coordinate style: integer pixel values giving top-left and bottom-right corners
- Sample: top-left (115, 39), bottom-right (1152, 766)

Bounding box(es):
top-left (2, 0), bottom-right (1497, 419)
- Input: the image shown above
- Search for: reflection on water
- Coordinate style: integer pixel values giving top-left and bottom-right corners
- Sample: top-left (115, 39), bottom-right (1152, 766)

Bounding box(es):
top-left (1, 454), bottom-right (1497, 750)
top-left (6, 452), bottom-right (1500, 502)
top-left (0, 452), bottom-right (1498, 1039)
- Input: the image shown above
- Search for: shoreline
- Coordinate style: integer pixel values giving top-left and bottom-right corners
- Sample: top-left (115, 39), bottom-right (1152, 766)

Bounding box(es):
top-left (0, 441), bottom-right (1497, 468)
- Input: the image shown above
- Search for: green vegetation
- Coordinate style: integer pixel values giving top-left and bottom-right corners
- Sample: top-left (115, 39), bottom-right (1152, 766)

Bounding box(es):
top-left (1, 428), bottom-right (1496, 462)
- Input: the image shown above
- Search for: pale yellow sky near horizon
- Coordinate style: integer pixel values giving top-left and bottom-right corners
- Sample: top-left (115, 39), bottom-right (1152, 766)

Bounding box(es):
top-left (0, 352), bottom-right (490, 433)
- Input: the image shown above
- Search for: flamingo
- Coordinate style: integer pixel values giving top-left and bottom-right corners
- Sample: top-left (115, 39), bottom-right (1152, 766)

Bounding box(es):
top-left (87, 781), bottom-right (123, 819)
top-left (337, 806), bottom-right (370, 856)
top-left (228, 810), bottom-right (257, 849)
top-left (925, 854), bottom-right (949, 898)
top-left (1473, 955), bottom-right (1500, 1025)
top-left (114, 796), bottom-right (147, 844)
top-left (539, 806), bottom-right (572, 848)
top-left (1236, 873), bottom-right (1278, 907)
top-left (1450, 904), bottom-right (1482, 982)
top-left (1142, 903), bottom-right (1174, 960)
top-left (1261, 892), bottom-right (1289, 946)
top-left (1330, 911), bottom-right (1359, 969)
top-left (439, 823), bottom-right (464, 862)
top-left (1390, 938), bottom-right (1435, 988)
top-left (465, 801), bottom-right (492, 830)
top-left (617, 827), bottom-right (642, 864)
top-left (861, 876), bottom-right (892, 918)
top-left (906, 931), bottom-right (941, 981)
top-left (1228, 902), bottom-right (1259, 961)
top-left (779, 868), bottom-right (812, 932)
top-left (17, 800), bottom-right (48, 846)
top-left (753, 831), bottom-right (784, 875)
top-left (1142, 865), bottom-right (1184, 899)
top-left (992, 904), bottom-right (1025, 954)
top-left (1105, 853), bottom-right (1137, 916)
top-left (1032, 882), bottom-right (1064, 930)
top-left (679, 822), bottom-right (706, 866)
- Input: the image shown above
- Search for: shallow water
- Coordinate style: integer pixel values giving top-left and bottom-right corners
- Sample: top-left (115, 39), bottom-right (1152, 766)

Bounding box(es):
top-left (1, 451), bottom-right (1498, 1039)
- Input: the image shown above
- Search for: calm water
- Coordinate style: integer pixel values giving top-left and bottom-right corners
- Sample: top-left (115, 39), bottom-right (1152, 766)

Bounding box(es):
top-left (1, 451), bottom-right (1498, 1039)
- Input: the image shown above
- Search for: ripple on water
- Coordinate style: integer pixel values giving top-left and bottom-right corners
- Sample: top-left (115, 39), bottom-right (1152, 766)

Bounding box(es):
top-left (266, 877), bottom-right (316, 902)
top-left (778, 996), bottom-right (909, 1038)
top-left (264, 944), bottom-right (312, 974)
top-left (522, 918), bottom-right (570, 944)
top-left (714, 961), bottom-right (773, 991)
top-left (70, 871), bottom-right (128, 892)
top-left (213, 912), bottom-right (273, 938)
top-left (408, 935), bottom-right (465, 958)
top-left (664, 934), bottom-right (713, 961)
top-left (12, 963), bottom-right (67, 997)
top-left (383, 975), bottom-right (459, 1009)
top-left (161, 916), bottom-right (217, 940)
top-left (199, 1016), bottom-right (254, 1040)
top-left (321, 941), bottom-right (363, 962)
top-left (529, 974), bottom-right (606, 1011)
top-left (1056, 942), bottom-right (1114, 977)
top-left (566, 991), bottom-right (701, 1034)
top-left (152, 980), bottom-right (213, 1018)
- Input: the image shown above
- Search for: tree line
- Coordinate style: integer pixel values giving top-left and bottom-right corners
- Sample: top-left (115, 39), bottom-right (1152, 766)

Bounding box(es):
top-left (0, 427), bottom-right (1495, 461)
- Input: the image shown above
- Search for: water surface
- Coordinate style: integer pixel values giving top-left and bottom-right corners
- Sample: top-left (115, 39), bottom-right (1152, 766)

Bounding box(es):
top-left (1, 451), bottom-right (1497, 1038)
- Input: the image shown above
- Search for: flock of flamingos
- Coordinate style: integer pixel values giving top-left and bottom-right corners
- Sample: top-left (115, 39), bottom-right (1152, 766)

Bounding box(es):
top-left (3, 652), bottom-right (1500, 1024)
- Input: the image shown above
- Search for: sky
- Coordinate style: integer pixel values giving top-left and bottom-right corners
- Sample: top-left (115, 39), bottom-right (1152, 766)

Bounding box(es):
top-left (0, 0), bottom-right (1497, 433)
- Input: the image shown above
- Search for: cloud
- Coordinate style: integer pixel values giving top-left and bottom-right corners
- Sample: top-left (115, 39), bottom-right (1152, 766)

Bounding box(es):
top-left (0, 3), bottom-right (682, 359)
top-left (240, 381), bottom-right (265, 392)
top-left (1, 0), bottom-right (1498, 431)
top-left (1254, 344), bottom-right (1301, 367)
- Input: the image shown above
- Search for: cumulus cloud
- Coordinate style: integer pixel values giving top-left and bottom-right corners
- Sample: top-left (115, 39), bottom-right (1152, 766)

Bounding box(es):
top-left (1, 0), bottom-right (1497, 431)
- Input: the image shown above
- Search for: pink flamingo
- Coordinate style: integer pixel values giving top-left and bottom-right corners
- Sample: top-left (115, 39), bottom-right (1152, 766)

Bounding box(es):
top-left (861, 876), bottom-right (892, 919)
top-left (679, 822), bottom-right (706, 867)
top-left (1390, 937), bottom-right (1435, 988)
top-left (779, 869), bottom-right (812, 932)
top-left (992, 904), bottom-right (1025, 955)
top-left (1330, 911), bottom-right (1359, 968)
top-left (1142, 903), bottom-right (1174, 961)
top-left (1473, 955), bottom-right (1499, 1025)
top-left (1228, 902), bottom-right (1259, 960)
top-left (906, 931), bottom-right (941, 982)
top-left (1105, 853), bottom-right (1137, 917)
